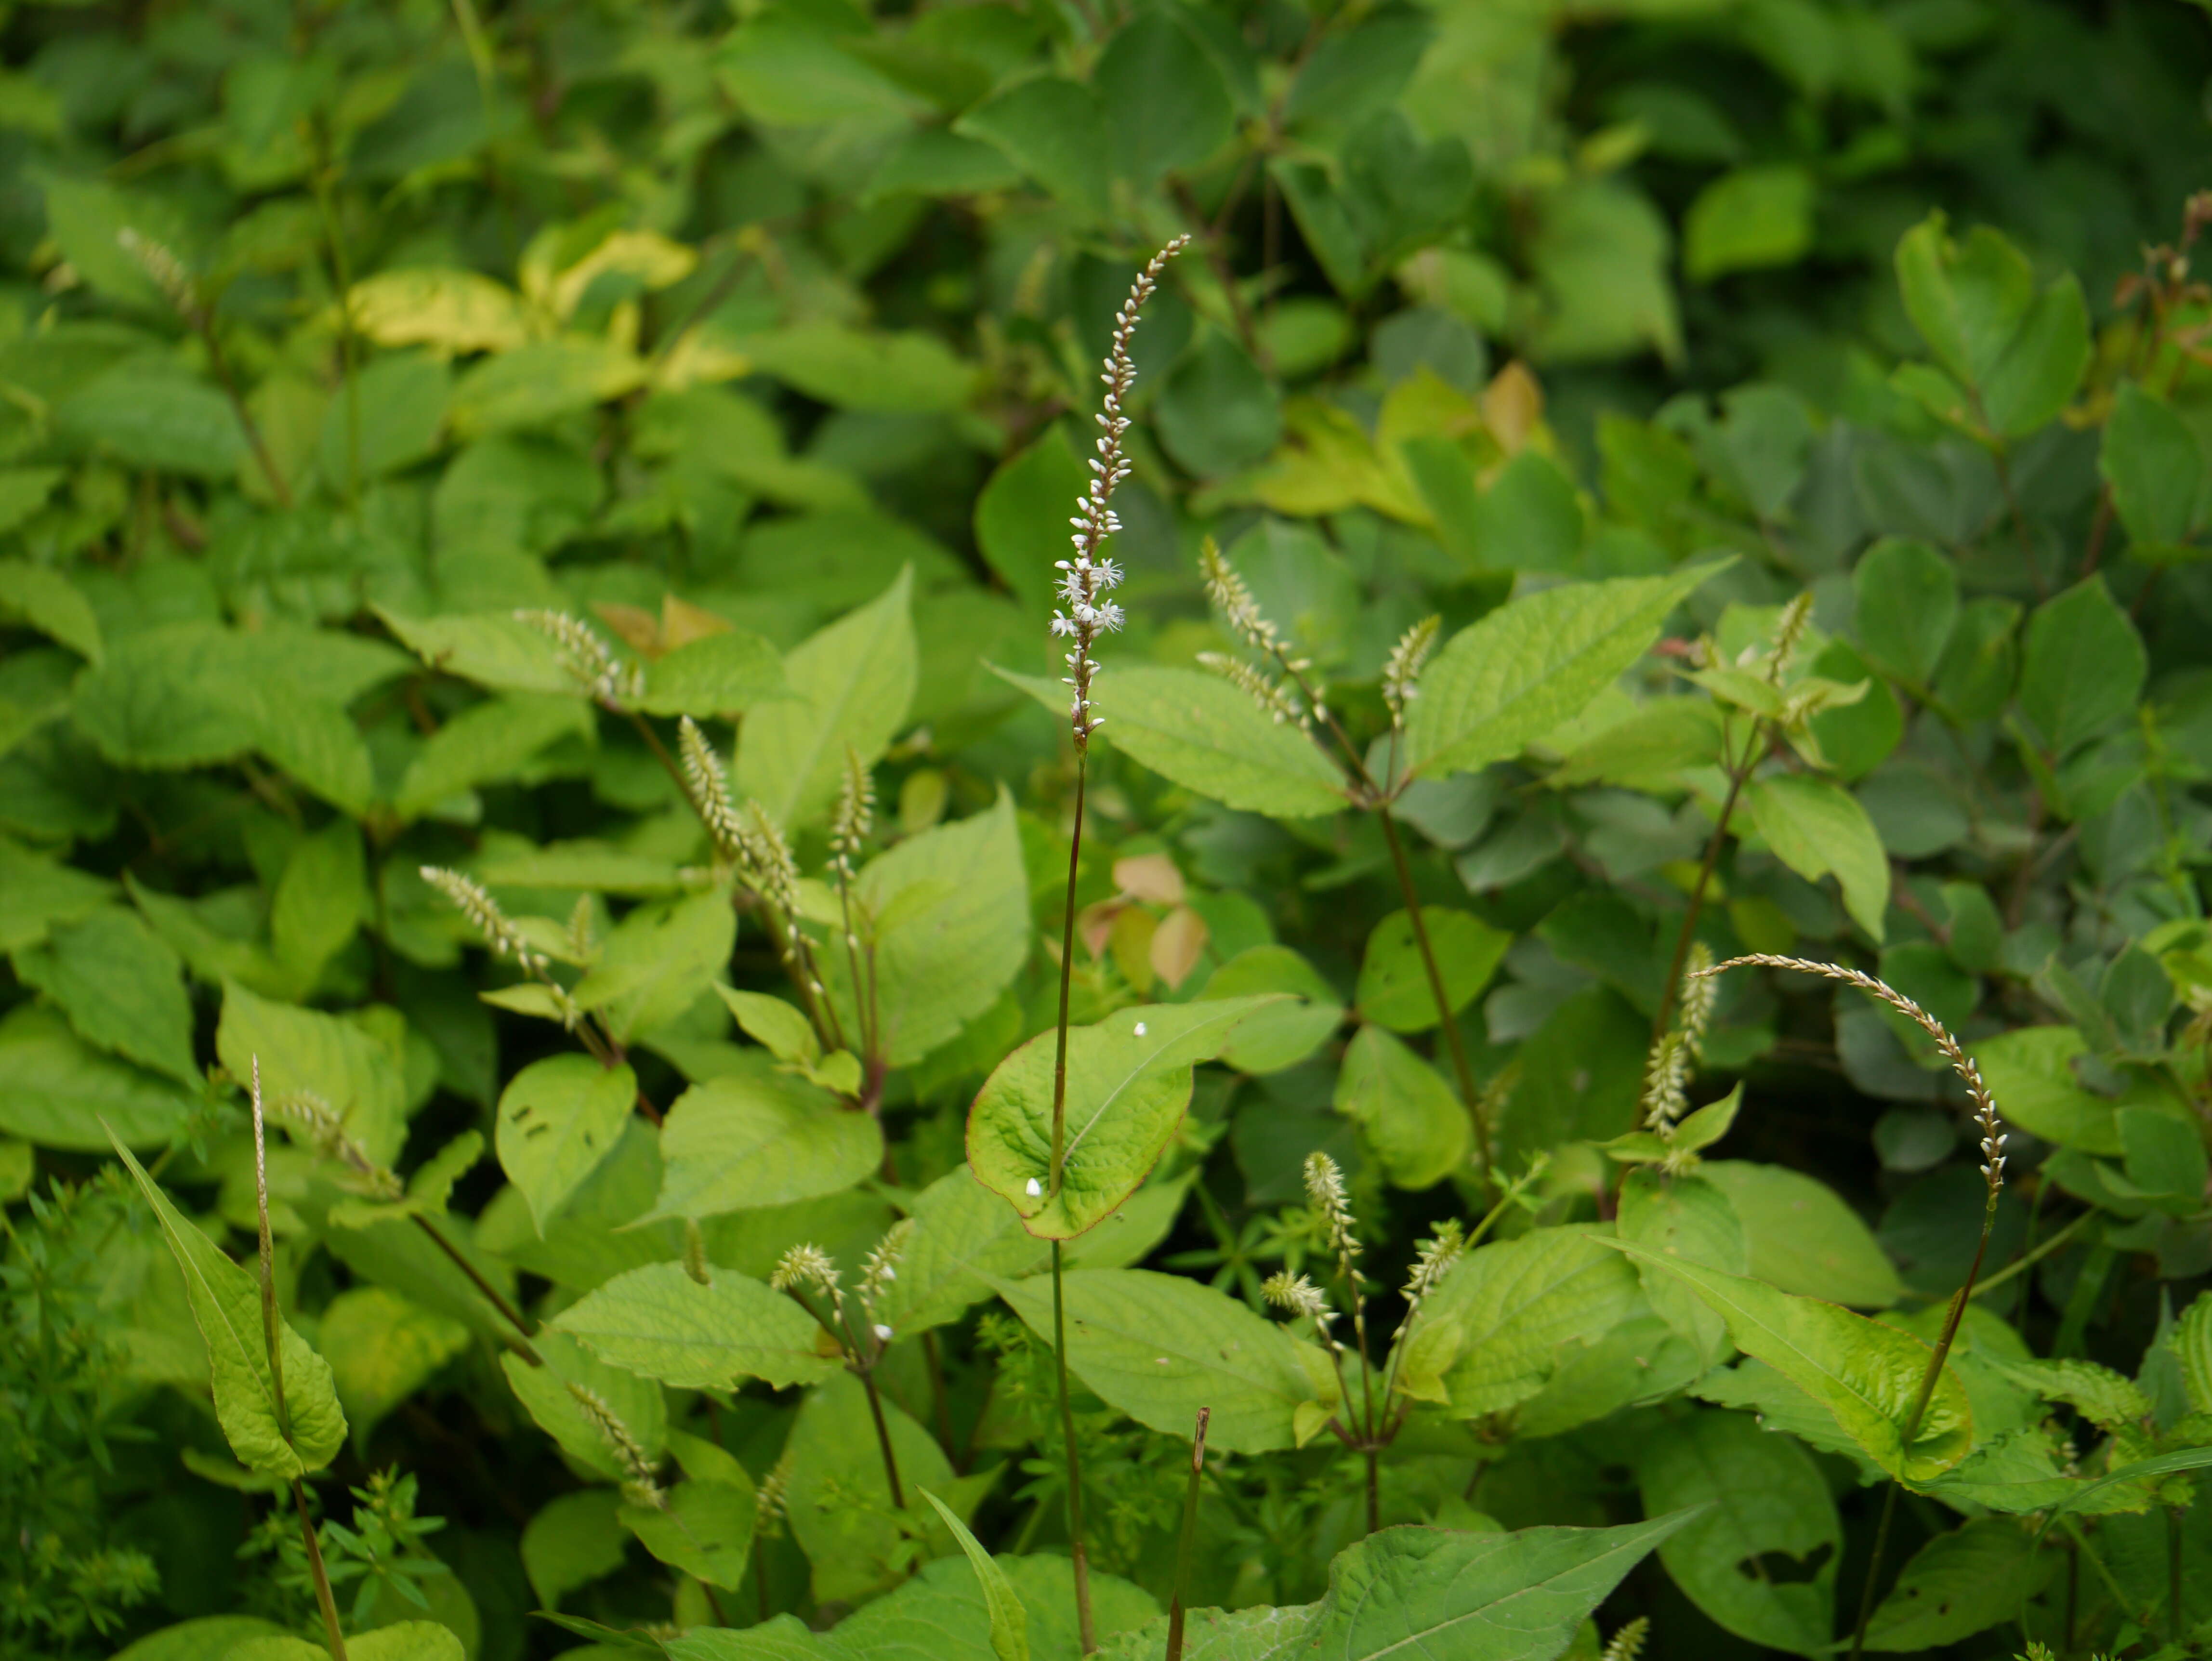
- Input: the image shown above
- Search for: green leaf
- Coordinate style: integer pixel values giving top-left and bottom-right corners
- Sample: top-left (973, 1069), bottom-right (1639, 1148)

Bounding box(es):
top-left (500, 1331), bottom-right (665, 1486)
top-left (551, 1261), bottom-right (838, 1391)
top-left (56, 368), bottom-right (248, 477)
top-left (1861, 1517), bottom-right (2047, 1651)
top-left (1332, 1025), bottom-right (1468, 1190)
top-left (1606, 1239), bottom-right (1972, 1481)
top-left (784, 1370), bottom-right (956, 1603)
top-left (742, 326), bottom-right (977, 415)
top-left (1698, 1161), bottom-right (1902, 1308)
top-left (11, 904), bottom-right (197, 1083)
top-left (646, 1072), bottom-right (883, 1221)
top-left (1617, 1172), bottom-right (1747, 1368)
top-left (872, 1164), bottom-right (1049, 1337)
top-left (622, 1478), bottom-right (757, 1590)
top-left (1966, 1027), bottom-right (2125, 1155)
top-left (1744, 773), bottom-right (1889, 940)
top-left (497, 1055), bottom-right (637, 1235)
top-left (993, 1268), bottom-right (1327, 1455)
top-left (1353, 905), bottom-right (1508, 1033)
top-left (824, 790), bottom-right (1030, 1067)
top-left (1039, 664), bottom-right (1348, 819)
top-left (718, 987), bottom-right (818, 1064)
top-left (1853, 538), bottom-right (1957, 687)
top-left (2016, 576), bottom-right (2146, 757)
top-left (1095, 7), bottom-right (1234, 185)
top-left (318, 351), bottom-right (450, 484)
top-left (954, 78), bottom-right (1109, 214)
top-left (0, 1003), bottom-right (194, 1150)
top-left (1406, 564), bottom-right (1723, 779)
top-left (974, 432), bottom-right (1084, 615)
top-left (316, 1286), bottom-right (469, 1447)
top-left (217, 979), bottom-right (410, 1168)
top-left (448, 337), bottom-right (645, 437)
top-left (378, 609), bottom-right (577, 696)
top-left (270, 820), bottom-right (369, 986)
top-left (1636, 1409), bottom-right (1838, 1656)
top-left (1156, 331), bottom-right (1282, 479)
top-left (1894, 211), bottom-right (2090, 437)
top-left (1684, 164), bottom-right (1815, 282)
top-left (967, 997), bottom-right (1280, 1239)
top-left (0, 840), bottom-right (112, 953)
top-left (236, 1625), bottom-right (466, 1661)
top-left (0, 557), bottom-right (103, 662)
top-left (2101, 382), bottom-right (2209, 557)
top-left (921, 1491), bottom-right (1029, 1661)
top-left (522, 1489), bottom-right (627, 1610)
top-left (635, 630), bottom-right (792, 718)
top-left (109, 1618), bottom-right (292, 1661)
top-left (1202, 947), bottom-right (1345, 1076)
top-left (737, 568), bottom-right (917, 830)
top-left (2170, 1292), bottom-right (2212, 1416)
top-left (107, 1135), bottom-right (347, 1480)
top-left (395, 694), bottom-right (592, 818)
top-left (573, 891), bottom-right (736, 1046)
top-left (1417, 1226), bottom-right (1641, 1416)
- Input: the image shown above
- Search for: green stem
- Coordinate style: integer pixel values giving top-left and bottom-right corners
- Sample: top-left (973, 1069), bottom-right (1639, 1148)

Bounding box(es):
top-left (1165, 1407), bottom-right (1210, 1661)
top-left (1847, 1182), bottom-right (1999, 1661)
top-left (2171, 1504), bottom-right (2186, 1648)
top-left (306, 120), bottom-right (360, 505)
top-left (1969, 1207), bottom-right (2094, 1303)
top-left (1050, 760), bottom-right (1088, 1194)
top-left (291, 1478), bottom-right (349, 1661)
top-left (857, 1368), bottom-right (906, 1511)
top-left (1375, 805), bottom-right (1487, 1186)
top-left (409, 1214), bottom-right (540, 1363)
top-left (1654, 718), bottom-right (1761, 1036)
top-left (1052, 1240), bottom-right (1095, 1653)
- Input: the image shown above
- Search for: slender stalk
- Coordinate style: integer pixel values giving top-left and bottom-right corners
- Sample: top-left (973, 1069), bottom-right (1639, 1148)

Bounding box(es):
top-left (306, 119), bottom-right (360, 505)
top-left (1376, 805), bottom-right (1486, 1183)
top-left (1052, 1240), bottom-right (1094, 1653)
top-left (1049, 760), bottom-right (1088, 1194)
top-left (1165, 1408), bottom-right (1211, 1661)
top-left (2170, 1504), bottom-right (2185, 1648)
top-left (409, 1213), bottom-right (540, 1363)
top-left (250, 1065), bottom-right (347, 1661)
top-left (857, 1370), bottom-right (906, 1511)
top-left (922, 1330), bottom-right (959, 1468)
top-left (756, 1542), bottom-right (771, 1624)
top-left (1969, 1207), bottom-right (2094, 1302)
top-left (1653, 719), bottom-right (1760, 1036)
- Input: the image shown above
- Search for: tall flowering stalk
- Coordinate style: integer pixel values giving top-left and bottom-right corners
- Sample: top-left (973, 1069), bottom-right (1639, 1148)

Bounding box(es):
top-left (1697, 955), bottom-right (2008, 1661)
top-left (769, 1223), bottom-right (914, 1511)
top-left (1041, 234), bottom-right (1185, 1656)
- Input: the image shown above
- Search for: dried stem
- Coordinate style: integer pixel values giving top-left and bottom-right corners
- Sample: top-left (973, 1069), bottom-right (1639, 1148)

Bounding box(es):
top-left (1701, 956), bottom-right (2007, 1661)
top-left (1164, 1407), bottom-right (1211, 1661)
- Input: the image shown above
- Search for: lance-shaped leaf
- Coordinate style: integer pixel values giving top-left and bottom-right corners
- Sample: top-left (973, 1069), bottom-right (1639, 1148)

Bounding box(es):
top-left (991, 664), bottom-right (1347, 820)
top-left (967, 997), bottom-right (1282, 1239)
top-left (922, 1491), bottom-right (1029, 1661)
top-left (1406, 564), bottom-right (1724, 780)
top-left (497, 1054), bottom-right (636, 1235)
top-left (1098, 1511), bottom-right (1701, 1661)
top-left (645, 1072), bottom-right (883, 1222)
top-left (1608, 1239), bottom-right (1973, 1480)
top-left (993, 1268), bottom-right (1330, 1455)
top-left (108, 1134), bottom-right (347, 1480)
top-left (551, 1261), bottom-right (840, 1391)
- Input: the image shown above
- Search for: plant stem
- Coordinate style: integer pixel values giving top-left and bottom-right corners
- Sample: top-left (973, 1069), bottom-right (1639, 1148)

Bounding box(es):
top-left (1050, 759), bottom-right (1088, 1195)
top-left (1375, 804), bottom-right (1487, 1185)
top-left (291, 1478), bottom-right (349, 1661)
top-left (1848, 1181), bottom-right (2000, 1661)
top-left (1654, 719), bottom-right (1760, 1036)
top-left (200, 320), bottom-right (293, 508)
top-left (1968, 1207), bottom-right (2094, 1303)
top-left (2170, 1504), bottom-right (2185, 1648)
top-left (1165, 1407), bottom-right (1210, 1661)
top-left (306, 119), bottom-right (360, 505)
top-left (856, 1366), bottom-right (907, 1510)
top-left (408, 1214), bottom-right (540, 1363)
top-left (922, 1329), bottom-right (958, 1468)
top-left (1052, 1240), bottom-right (1095, 1653)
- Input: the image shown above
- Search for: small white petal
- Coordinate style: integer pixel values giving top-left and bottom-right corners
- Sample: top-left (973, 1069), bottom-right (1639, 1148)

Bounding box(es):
top-left (873, 1323), bottom-right (894, 1341)
top-left (1026, 1177), bottom-right (1043, 1197)
top-left (1133, 1021), bottom-right (1147, 1037)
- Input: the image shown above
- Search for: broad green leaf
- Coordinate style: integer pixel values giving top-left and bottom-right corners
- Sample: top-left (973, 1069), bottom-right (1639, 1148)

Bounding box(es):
top-left (1965, 1027), bottom-right (2125, 1155)
top-left (57, 368), bottom-right (248, 476)
top-left (1101, 1512), bottom-right (1699, 1661)
top-left (1617, 1172), bottom-right (1746, 1367)
top-left (1853, 538), bottom-right (1957, 687)
top-left (110, 1617), bottom-right (291, 1661)
top-left (316, 1286), bottom-right (469, 1446)
top-left (645, 1072), bottom-right (883, 1221)
top-left (236, 1625), bottom-right (464, 1661)
top-left (378, 609), bottom-right (577, 696)
top-left (719, 987), bottom-right (818, 1063)
top-left (1406, 564), bottom-right (1723, 779)
top-left (1095, 7), bottom-right (1234, 185)
top-left (1684, 163), bottom-right (1815, 281)
top-left (1063, 664), bottom-right (1348, 819)
top-left (0, 557), bottom-right (102, 662)
top-left (824, 790), bottom-right (1029, 1067)
top-left (2101, 382), bottom-right (2208, 557)
top-left (967, 997), bottom-right (1280, 1239)
top-left (270, 820), bottom-right (369, 985)
top-left (994, 1267), bottom-right (1329, 1455)
top-left (717, 15), bottom-right (924, 127)
top-left (2016, 576), bottom-right (2146, 757)
top-left (623, 1478), bottom-right (756, 1589)
top-left (1861, 1517), bottom-right (2047, 1651)
top-left (108, 1136), bottom-right (347, 1480)
top-left (11, 904), bottom-right (198, 1082)
top-left (217, 979), bottom-right (410, 1168)
top-left (0, 1004), bottom-right (194, 1150)
top-left (743, 325), bottom-right (976, 415)
top-left (2170, 1291), bottom-right (2212, 1415)
top-left (1608, 1239), bottom-right (1972, 1480)
top-left (1202, 946), bottom-right (1344, 1075)
top-left (0, 840), bottom-right (112, 952)
top-left (350, 269), bottom-right (530, 353)
top-left (871, 1164), bottom-right (1049, 1337)
top-left (1419, 1226), bottom-right (1641, 1416)
top-left (1636, 1409), bottom-right (1837, 1656)
top-left (551, 1260), bottom-right (838, 1391)
top-left (974, 432), bottom-right (1083, 615)
top-left (784, 1370), bottom-right (956, 1604)
top-left (522, 1489), bottom-right (627, 1609)
top-left (394, 694), bottom-right (592, 818)
top-left (737, 567), bottom-right (916, 829)
top-left (1744, 773), bottom-right (1889, 940)
top-left (1353, 905), bottom-right (1508, 1032)
top-left (1895, 212), bottom-right (2090, 437)
top-left (635, 630), bottom-right (792, 717)
top-left (500, 1331), bottom-right (665, 1485)
top-left (1699, 1161), bottom-right (1902, 1308)
top-left (1332, 1025), bottom-right (1468, 1190)
top-left (921, 1491), bottom-right (1029, 1661)
top-left (572, 890), bottom-right (736, 1045)
top-left (954, 77), bottom-right (1109, 213)
top-left (448, 337), bottom-right (646, 437)
top-left (497, 1055), bottom-right (637, 1235)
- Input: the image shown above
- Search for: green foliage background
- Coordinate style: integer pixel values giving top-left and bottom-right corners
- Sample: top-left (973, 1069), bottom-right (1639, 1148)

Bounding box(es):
top-left (8, 0), bottom-right (2212, 1657)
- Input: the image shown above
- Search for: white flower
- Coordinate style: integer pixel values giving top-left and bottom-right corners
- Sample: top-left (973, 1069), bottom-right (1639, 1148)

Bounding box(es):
top-left (1025, 1176), bottom-right (1044, 1197)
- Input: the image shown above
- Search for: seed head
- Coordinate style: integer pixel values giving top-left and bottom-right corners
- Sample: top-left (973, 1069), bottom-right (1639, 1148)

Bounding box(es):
top-left (1382, 615), bottom-right (1441, 729)
top-left (1601, 1617), bottom-right (1650, 1661)
top-left (756, 1452), bottom-right (793, 1539)
top-left (770, 1242), bottom-right (843, 1309)
top-left (1403, 1219), bottom-right (1465, 1303)
top-left (683, 1218), bottom-right (711, 1287)
top-left (830, 746), bottom-right (875, 876)
top-left (1262, 1271), bottom-right (1331, 1322)
top-left (1197, 651), bottom-right (1305, 728)
top-left (116, 227), bottom-right (199, 321)
top-left (568, 1384), bottom-right (662, 1505)
top-left (859, 1218), bottom-right (913, 1315)
top-left (1304, 1151), bottom-right (1357, 1256)
top-left (420, 866), bottom-right (543, 976)
top-left (1768, 593), bottom-right (1815, 683)
top-left (678, 717), bottom-right (746, 861)
top-left (515, 609), bottom-right (643, 705)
